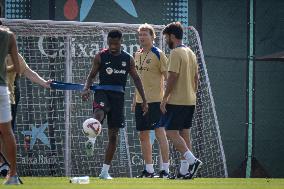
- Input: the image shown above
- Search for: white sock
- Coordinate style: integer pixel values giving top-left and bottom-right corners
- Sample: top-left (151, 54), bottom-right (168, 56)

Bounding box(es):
top-left (179, 160), bottom-right (189, 175)
top-left (183, 150), bottom-right (196, 165)
top-left (145, 164), bottom-right (154, 173)
top-left (101, 164), bottom-right (110, 173)
top-left (162, 162), bottom-right (170, 173)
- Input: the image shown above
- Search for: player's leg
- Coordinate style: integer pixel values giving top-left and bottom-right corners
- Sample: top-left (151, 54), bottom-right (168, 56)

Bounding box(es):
top-left (0, 139), bottom-right (9, 177)
top-left (0, 122), bottom-right (16, 176)
top-left (155, 127), bottom-right (169, 176)
top-left (0, 91), bottom-right (21, 185)
top-left (99, 91), bottom-right (124, 179)
top-left (162, 105), bottom-right (198, 179)
top-left (180, 105), bottom-right (202, 179)
top-left (180, 129), bottom-right (192, 151)
top-left (179, 107), bottom-right (194, 175)
top-left (0, 79), bottom-right (19, 177)
top-left (93, 90), bottom-right (109, 123)
top-left (104, 127), bottom-right (119, 165)
top-left (135, 103), bottom-right (154, 178)
top-left (150, 102), bottom-right (169, 178)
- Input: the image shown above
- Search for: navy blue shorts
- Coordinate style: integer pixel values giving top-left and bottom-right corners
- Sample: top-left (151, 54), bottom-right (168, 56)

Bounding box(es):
top-left (93, 90), bottom-right (125, 128)
top-left (135, 102), bottom-right (162, 131)
top-left (160, 104), bottom-right (195, 130)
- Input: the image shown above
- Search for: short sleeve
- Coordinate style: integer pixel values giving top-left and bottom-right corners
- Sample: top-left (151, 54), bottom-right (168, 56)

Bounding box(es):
top-left (168, 50), bottom-right (181, 73)
top-left (159, 51), bottom-right (168, 73)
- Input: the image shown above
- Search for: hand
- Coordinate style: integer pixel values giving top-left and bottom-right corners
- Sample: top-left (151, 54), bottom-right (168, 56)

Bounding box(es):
top-left (44, 79), bottom-right (53, 88)
top-left (160, 99), bottom-right (167, 114)
top-left (141, 101), bottom-right (148, 116)
top-left (82, 88), bottom-right (91, 101)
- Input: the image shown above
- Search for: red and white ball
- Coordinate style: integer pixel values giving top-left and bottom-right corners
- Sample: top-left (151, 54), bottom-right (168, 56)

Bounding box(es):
top-left (82, 118), bottom-right (102, 138)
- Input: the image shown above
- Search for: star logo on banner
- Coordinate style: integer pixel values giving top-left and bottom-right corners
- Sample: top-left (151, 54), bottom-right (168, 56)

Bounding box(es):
top-left (64, 0), bottom-right (138, 21)
top-left (21, 123), bottom-right (51, 150)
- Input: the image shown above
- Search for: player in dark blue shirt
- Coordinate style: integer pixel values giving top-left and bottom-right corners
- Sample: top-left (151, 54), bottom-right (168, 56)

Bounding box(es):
top-left (82, 30), bottom-right (148, 179)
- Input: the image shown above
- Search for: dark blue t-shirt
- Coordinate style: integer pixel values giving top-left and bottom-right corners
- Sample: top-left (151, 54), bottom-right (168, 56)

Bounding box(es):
top-left (98, 49), bottom-right (131, 89)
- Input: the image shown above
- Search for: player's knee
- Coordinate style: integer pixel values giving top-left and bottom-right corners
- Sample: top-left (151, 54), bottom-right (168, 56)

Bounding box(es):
top-left (166, 130), bottom-right (177, 139)
top-left (93, 108), bottom-right (104, 122)
top-left (155, 128), bottom-right (166, 140)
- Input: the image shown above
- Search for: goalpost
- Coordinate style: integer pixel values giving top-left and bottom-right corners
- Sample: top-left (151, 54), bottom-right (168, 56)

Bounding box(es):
top-left (1, 19), bottom-right (227, 178)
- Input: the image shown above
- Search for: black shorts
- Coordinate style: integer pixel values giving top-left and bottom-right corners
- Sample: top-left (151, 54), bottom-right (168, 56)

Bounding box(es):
top-left (93, 90), bottom-right (125, 128)
top-left (135, 102), bottom-right (162, 131)
top-left (159, 104), bottom-right (195, 130)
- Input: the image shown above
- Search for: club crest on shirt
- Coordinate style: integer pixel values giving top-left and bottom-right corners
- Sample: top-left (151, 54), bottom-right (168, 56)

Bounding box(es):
top-left (106, 67), bottom-right (113, 75)
top-left (122, 61), bottom-right (126, 67)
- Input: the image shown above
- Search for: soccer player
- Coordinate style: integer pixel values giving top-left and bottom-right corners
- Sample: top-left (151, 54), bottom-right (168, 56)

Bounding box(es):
top-left (132, 24), bottom-right (170, 178)
top-left (160, 22), bottom-right (202, 179)
top-left (0, 21), bottom-right (51, 178)
top-left (0, 16), bottom-right (22, 184)
top-left (82, 30), bottom-right (148, 179)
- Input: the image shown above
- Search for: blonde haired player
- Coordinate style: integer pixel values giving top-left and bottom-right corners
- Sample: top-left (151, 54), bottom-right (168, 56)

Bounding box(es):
top-left (132, 23), bottom-right (170, 178)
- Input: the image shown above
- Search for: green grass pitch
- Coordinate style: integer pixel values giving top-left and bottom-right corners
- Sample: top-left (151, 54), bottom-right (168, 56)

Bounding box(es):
top-left (1, 177), bottom-right (284, 189)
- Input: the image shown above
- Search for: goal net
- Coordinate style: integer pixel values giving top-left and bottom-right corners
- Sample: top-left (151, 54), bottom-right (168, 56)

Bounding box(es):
top-left (1, 19), bottom-right (227, 178)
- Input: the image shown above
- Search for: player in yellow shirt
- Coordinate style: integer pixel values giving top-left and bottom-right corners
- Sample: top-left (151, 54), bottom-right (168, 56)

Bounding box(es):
top-left (161, 22), bottom-right (202, 179)
top-left (0, 53), bottom-right (51, 179)
top-left (132, 24), bottom-right (170, 178)
top-left (6, 53), bottom-right (51, 130)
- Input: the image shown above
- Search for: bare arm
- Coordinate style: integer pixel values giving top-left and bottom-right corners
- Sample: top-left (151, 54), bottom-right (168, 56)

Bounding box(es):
top-left (23, 67), bottom-right (51, 88)
top-left (129, 57), bottom-right (146, 103)
top-left (82, 53), bottom-right (101, 101)
top-left (8, 33), bottom-right (20, 73)
top-left (160, 71), bottom-right (178, 114)
top-left (163, 71), bottom-right (178, 101)
top-left (129, 57), bottom-right (148, 113)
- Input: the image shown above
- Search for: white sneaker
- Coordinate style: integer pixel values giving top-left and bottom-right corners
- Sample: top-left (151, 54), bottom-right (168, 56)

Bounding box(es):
top-left (99, 172), bottom-right (113, 179)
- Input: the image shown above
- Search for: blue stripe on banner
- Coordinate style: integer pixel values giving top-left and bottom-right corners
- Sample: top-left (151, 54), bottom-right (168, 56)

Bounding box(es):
top-left (50, 81), bottom-right (124, 93)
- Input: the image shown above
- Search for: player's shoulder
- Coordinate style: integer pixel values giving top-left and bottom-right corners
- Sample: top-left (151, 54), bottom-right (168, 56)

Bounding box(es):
top-left (186, 47), bottom-right (196, 58)
top-left (151, 46), bottom-right (164, 60)
top-left (171, 46), bottom-right (186, 54)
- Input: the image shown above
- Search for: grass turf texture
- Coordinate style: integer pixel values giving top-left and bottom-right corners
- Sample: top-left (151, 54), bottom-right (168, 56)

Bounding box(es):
top-left (1, 177), bottom-right (284, 189)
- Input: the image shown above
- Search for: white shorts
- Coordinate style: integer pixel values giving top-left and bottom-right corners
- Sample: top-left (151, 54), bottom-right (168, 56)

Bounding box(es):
top-left (0, 86), bottom-right (12, 123)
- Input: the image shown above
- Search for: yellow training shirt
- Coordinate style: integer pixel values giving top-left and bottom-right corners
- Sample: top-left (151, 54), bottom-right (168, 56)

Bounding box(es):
top-left (134, 46), bottom-right (168, 103)
top-left (167, 46), bottom-right (198, 105)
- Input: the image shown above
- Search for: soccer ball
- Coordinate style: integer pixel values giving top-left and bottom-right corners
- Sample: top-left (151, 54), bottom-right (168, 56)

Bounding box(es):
top-left (82, 118), bottom-right (102, 138)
